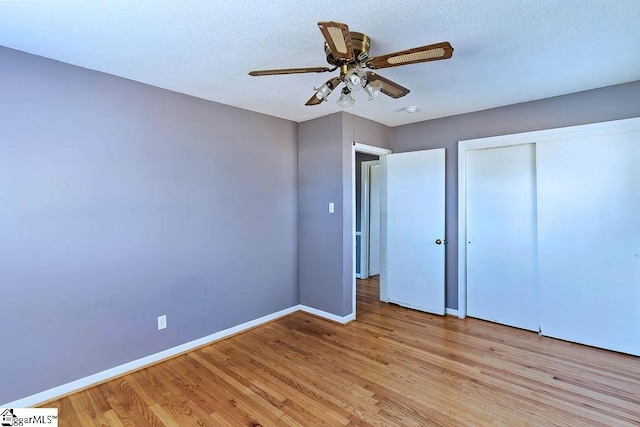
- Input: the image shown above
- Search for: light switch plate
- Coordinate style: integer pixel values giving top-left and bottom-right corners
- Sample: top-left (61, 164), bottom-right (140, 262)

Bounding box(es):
top-left (329, 202), bottom-right (335, 213)
top-left (158, 315), bottom-right (167, 330)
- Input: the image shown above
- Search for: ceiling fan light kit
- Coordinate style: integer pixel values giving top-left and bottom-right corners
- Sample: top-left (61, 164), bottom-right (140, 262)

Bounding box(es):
top-left (249, 21), bottom-right (453, 107)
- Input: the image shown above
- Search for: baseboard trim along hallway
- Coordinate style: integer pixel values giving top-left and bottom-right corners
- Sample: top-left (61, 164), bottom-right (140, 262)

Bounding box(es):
top-left (299, 305), bottom-right (355, 324)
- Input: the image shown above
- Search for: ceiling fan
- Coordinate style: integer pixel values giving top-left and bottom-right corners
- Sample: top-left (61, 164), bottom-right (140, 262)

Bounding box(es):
top-left (248, 21), bottom-right (453, 107)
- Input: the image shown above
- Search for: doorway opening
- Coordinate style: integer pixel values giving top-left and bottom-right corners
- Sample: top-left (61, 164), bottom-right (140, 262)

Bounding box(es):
top-left (352, 143), bottom-right (390, 317)
top-left (356, 155), bottom-right (380, 280)
top-left (356, 154), bottom-right (381, 312)
top-left (352, 143), bottom-right (447, 319)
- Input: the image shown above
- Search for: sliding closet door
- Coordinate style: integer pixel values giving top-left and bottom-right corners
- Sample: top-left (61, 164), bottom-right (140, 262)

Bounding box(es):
top-left (466, 144), bottom-right (538, 331)
top-left (537, 134), bottom-right (640, 355)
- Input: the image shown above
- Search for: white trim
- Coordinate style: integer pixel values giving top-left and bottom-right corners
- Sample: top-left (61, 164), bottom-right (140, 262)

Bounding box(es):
top-left (457, 142), bottom-right (467, 319)
top-left (458, 117), bottom-right (640, 150)
top-left (352, 146), bottom-right (357, 315)
top-left (445, 308), bottom-right (459, 316)
top-left (379, 155), bottom-right (389, 302)
top-left (299, 305), bottom-right (355, 324)
top-left (353, 143), bottom-right (391, 156)
top-left (352, 143), bottom-right (392, 316)
top-left (457, 117), bottom-right (640, 320)
top-left (3, 305), bottom-right (300, 408)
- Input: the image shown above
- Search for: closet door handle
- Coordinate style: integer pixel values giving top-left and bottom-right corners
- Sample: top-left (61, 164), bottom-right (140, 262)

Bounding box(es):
top-left (435, 239), bottom-right (443, 245)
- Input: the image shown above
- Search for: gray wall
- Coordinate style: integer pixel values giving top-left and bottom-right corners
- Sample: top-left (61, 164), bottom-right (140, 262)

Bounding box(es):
top-left (391, 80), bottom-right (640, 310)
top-left (342, 114), bottom-right (391, 315)
top-left (299, 112), bottom-right (390, 317)
top-left (0, 46), bottom-right (299, 404)
top-left (298, 113), bottom-right (344, 314)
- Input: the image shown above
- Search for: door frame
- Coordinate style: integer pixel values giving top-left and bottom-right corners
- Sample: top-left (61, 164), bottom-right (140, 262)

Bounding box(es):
top-left (352, 143), bottom-right (391, 315)
top-left (360, 160), bottom-right (380, 280)
top-left (457, 117), bottom-right (640, 319)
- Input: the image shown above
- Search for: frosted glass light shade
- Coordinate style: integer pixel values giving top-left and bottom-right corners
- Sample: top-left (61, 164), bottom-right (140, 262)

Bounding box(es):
top-left (336, 89), bottom-right (355, 107)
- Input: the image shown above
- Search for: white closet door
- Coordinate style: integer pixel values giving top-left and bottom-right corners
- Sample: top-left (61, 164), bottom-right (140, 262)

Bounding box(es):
top-left (537, 134), bottom-right (640, 356)
top-left (466, 144), bottom-right (539, 331)
top-left (368, 164), bottom-right (381, 275)
top-left (384, 149), bottom-right (446, 315)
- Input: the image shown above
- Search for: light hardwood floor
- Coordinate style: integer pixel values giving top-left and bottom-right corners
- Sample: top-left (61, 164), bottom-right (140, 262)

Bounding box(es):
top-left (42, 276), bottom-right (640, 426)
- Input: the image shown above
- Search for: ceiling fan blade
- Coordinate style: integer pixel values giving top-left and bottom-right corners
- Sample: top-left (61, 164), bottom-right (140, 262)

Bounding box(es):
top-left (318, 21), bottom-right (354, 61)
top-left (305, 76), bottom-right (342, 106)
top-left (366, 42), bottom-right (453, 69)
top-left (305, 93), bottom-right (324, 106)
top-left (366, 72), bottom-right (410, 99)
top-left (248, 66), bottom-right (334, 76)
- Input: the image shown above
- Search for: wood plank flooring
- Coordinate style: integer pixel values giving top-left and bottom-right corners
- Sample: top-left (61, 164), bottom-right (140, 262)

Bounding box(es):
top-left (42, 276), bottom-right (640, 426)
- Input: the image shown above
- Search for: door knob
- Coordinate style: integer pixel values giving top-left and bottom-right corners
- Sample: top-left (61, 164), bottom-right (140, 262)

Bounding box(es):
top-left (435, 239), bottom-right (443, 245)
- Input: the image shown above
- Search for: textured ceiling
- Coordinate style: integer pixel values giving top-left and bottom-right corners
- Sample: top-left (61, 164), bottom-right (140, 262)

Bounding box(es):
top-left (1, 1), bottom-right (639, 126)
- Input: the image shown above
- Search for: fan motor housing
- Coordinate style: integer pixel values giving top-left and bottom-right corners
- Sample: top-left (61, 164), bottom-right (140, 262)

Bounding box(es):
top-left (324, 32), bottom-right (370, 66)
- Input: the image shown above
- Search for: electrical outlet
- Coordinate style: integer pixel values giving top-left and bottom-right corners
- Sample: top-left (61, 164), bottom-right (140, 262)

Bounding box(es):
top-left (158, 315), bottom-right (167, 330)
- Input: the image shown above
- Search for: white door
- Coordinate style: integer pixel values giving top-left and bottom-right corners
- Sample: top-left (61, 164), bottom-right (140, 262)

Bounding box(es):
top-left (368, 164), bottom-right (381, 275)
top-left (466, 144), bottom-right (538, 331)
top-left (383, 149), bottom-right (446, 315)
top-left (537, 134), bottom-right (640, 356)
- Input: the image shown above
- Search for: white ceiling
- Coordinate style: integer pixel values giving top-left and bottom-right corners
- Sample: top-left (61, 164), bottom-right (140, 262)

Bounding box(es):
top-left (1, 1), bottom-right (639, 127)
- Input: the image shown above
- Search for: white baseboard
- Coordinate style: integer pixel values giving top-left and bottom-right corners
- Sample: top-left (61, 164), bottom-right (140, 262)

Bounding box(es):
top-left (445, 308), bottom-right (459, 317)
top-left (299, 305), bottom-right (355, 324)
top-left (3, 305), bottom-right (300, 408)
top-left (5, 304), bottom-right (356, 407)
